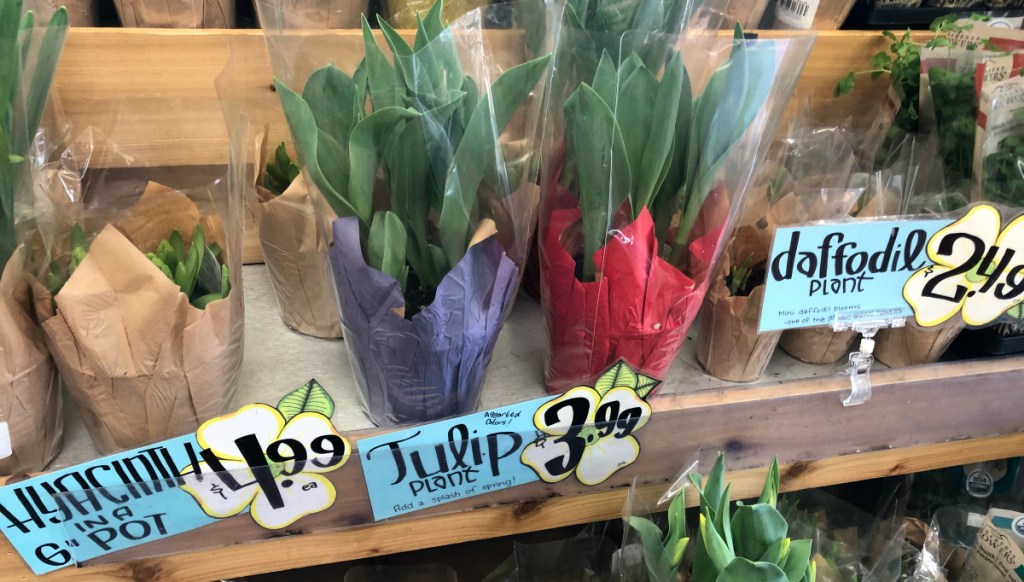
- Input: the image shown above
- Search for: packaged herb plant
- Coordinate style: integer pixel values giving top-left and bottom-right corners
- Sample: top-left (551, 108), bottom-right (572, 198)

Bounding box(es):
top-left (249, 137), bottom-right (342, 339)
top-left (259, 0), bottom-right (550, 425)
top-left (31, 85), bottom-right (244, 453)
top-left (537, 0), bottom-right (814, 393)
top-left (0, 0), bottom-right (67, 473)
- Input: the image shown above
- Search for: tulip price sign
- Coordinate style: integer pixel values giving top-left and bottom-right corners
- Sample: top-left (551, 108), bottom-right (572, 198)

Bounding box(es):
top-left (760, 204), bottom-right (1024, 331)
top-left (358, 360), bottom-right (656, 520)
top-left (0, 380), bottom-right (351, 575)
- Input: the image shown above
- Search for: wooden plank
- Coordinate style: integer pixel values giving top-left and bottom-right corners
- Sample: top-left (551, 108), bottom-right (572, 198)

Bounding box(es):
top-left (9, 354), bottom-right (1015, 575)
top-left (2, 432), bottom-right (1021, 581)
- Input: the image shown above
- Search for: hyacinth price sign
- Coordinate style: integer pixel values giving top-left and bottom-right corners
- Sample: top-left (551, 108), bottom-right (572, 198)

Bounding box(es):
top-left (0, 380), bottom-right (350, 575)
top-left (761, 204), bottom-right (1024, 331)
top-left (358, 360), bottom-right (657, 520)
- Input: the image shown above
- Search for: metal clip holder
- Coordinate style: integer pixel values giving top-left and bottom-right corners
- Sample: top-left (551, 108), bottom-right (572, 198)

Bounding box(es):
top-left (831, 316), bottom-right (906, 406)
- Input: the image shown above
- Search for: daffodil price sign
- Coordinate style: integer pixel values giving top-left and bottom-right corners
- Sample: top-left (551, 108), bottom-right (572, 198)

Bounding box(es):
top-left (0, 380), bottom-right (349, 575)
top-left (904, 205), bottom-right (1024, 327)
top-left (358, 360), bottom-right (656, 521)
top-left (761, 204), bottom-right (1024, 332)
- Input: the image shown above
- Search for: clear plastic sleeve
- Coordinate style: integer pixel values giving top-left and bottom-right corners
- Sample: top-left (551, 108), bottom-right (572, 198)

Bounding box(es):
top-left (113, 0), bottom-right (233, 27)
top-left (0, 0), bottom-right (68, 474)
top-left (537, 8), bottom-right (815, 393)
top-left (257, 0), bottom-right (550, 426)
top-left (384, 0), bottom-right (489, 28)
top-left (26, 62), bottom-right (244, 455)
top-left (482, 526), bottom-right (619, 582)
top-left (762, 0), bottom-right (857, 30)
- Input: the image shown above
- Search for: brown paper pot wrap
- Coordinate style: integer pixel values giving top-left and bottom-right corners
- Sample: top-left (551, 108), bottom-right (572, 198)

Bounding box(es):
top-left (257, 0), bottom-right (368, 27)
top-left (0, 255), bottom-right (62, 475)
top-left (114, 0), bottom-right (233, 27)
top-left (780, 326), bottom-right (857, 365)
top-left (37, 187), bottom-right (242, 454)
top-left (63, 0), bottom-right (100, 26)
top-left (873, 321), bottom-right (963, 368)
top-left (252, 175), bottom-right (341, 339)
top-left (697, 282), bottom-right (781, 382)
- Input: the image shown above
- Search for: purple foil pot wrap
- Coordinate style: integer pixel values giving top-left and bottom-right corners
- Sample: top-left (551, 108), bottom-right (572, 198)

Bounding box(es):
top-left (329, 217), bottom-right (519, 426)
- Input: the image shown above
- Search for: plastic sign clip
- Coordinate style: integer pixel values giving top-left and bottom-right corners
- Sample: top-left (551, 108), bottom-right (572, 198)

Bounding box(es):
top-left (832, 317), bottom-right (906, 406)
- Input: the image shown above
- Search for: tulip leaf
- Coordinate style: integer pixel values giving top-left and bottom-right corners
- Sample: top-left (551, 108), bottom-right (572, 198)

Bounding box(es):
top-left (277, 379), bottom-right (336, 421)
top-left (781, 539), bottom-right (812, 582)
top-left (635, 50), bottom-right (684, 212)
top-left (303, 64), bottom-right (359, 150)
top-left (731, 504), bottom-right (789, 562)
top-left (715, 558), bottom-right (789, 582)
top-left (369, 210), bottom-right (409, 290)
top-left (615, 64), bottom-right (658, 207)
top-left (701, 514), bottom-right (735, 573)
top-left (348, 106), bottom-right (421, 225)
top-left (564, 83), bottom-right (630, 280)
top-left (362, 16), bottom-right (403, 110)
top-left (627, 516), bottom-right (678, 582)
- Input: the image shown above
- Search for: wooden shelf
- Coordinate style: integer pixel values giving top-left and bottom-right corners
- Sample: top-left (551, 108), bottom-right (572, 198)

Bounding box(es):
top-left (2, 26), bottom-right (1018, 582)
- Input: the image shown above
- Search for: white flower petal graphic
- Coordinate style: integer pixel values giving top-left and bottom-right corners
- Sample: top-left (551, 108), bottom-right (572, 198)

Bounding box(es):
top-left (276, 413), bottom-right (350, 474)
top-left (904, 265), bottom-right (967, 327)
top-left (249, 473), bottom-right (336, 529)
top-left (179, 460), bottom-right (258, 518)
top-left (927, 205), bottom-right (1000, 268)
top-left (197, 404), bottom-right (285, 461)
top-left (576, 435), bottom-right (640, 486)
top-left (595, 387), bottom-right (652, 436)
top-left (520, 437), bottom-right (574, 483)
top-left (532, 387), bottom-right (599, 437)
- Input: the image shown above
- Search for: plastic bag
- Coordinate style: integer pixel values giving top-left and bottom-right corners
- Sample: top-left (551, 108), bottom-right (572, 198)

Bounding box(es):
top-left (27, 56), bottom-right (245, 455)
top-left (384, 0), bottom-right (489, 28)
top-left (762, 0), bottom-right (857, 30)
top-left (0, 0), bottom-right (67, 474)
top-left (113, 0), bottom-right (233, 27)
top-left (258, 0), bottom-right (550, 426)
top-left (482, 526), bottom-right (619, 582)
top-left (538, 2), bottom-right (814, 393)
top-left (975, 74), bottom-right (1024, 206)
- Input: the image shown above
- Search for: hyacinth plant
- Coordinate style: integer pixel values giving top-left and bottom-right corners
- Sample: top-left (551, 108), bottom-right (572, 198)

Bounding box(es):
top-left (274, 0), bottom-right (550, 314)
top-left (628, 454), bottom-right (816, 582)
top-left (0, 0), bottom-right (68, 272)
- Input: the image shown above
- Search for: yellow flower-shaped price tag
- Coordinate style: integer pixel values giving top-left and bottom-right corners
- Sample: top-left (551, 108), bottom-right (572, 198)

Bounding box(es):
top-left (904, 205), bottom-right (1024, 327)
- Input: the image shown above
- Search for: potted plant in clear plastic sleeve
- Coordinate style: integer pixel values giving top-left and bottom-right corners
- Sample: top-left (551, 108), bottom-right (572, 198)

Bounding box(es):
top-left (0, 0), bottom-right (67, 473)
top-left (31, 124), bottom-right (244, 453)
top-left (538, 3), bottom-right (815, 393)
top-left (260, 0), bottom-right (550, 425)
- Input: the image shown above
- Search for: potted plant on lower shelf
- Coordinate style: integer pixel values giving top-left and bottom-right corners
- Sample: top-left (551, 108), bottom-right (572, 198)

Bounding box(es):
top-left (0, 0), bottom-right (67, 473)
top-left (538, 2), bottom-right (814, 392)
top-left (267, 0), bottom-right (549, 425)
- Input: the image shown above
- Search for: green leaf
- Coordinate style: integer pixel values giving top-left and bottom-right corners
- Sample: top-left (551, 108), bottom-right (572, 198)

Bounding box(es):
top-left (275, 78), bottom-right (360, 221)
top-left (368, 210), bottom-right (409, 290)
top-left (303, 64), bottom-right (358, 150)
top-left (665, 491), bottom-right (688, 567)
top-left (23, 7), bottom-right (66, 154)
top-left (627, 517), bottom-right (677, 582)
top-left (348, 106), bottom-right (421, 225)
top-left (700, 514), bottom-right (735, 572)
top-left (615, 63), bottom-right (658, 209)
top-left (731, 504), bottom-right (789, 562)
top-left (758, 457), bottom-right (780, 506)
top-left (591, 51), bottom-right (618, 108)
top-left (781, 539), bottom-right (813, 582)
top-left (564, 83), bottom-right (630, 280)
top-left (277, 380), bottom-right (336, 421)
top-left (384, 117), bottom-right (431, 257)
top-left (715, 558), bottom-right (789, 582)
top-left (758, 537), bottom-right (786, 565)
top-left (635, 50), bottom-right (684, 212)
top-left (594, 360), bottom-right (639, 395)
top-left (361, 16), bottom-right (403, 110)
top-left (437, 54), bottom-right (550, 268)
top-left (635, 375), bottom-right (661, 399)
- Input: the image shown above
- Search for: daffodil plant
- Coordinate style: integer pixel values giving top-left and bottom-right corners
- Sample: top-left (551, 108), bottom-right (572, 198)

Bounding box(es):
top-left (274, 0), bottom-right (549, 313)
top-left (0, 0), bottom-right (68, 271)
top-left (629, 454), bottom-right (816, 582)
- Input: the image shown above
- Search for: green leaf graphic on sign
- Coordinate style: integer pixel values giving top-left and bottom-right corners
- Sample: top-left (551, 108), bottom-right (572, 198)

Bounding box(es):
top-left (277, 380), bottom-right (335, 421)
top-left (594, 360), bottom-right (639, 396)
top-left (635, 374), bottom-right (661, 399)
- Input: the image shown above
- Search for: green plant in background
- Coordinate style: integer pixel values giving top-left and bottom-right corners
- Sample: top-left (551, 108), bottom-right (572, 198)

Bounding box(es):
top-left (263, 142), bottom-right (300, 196)
top-left (47, 223), bottom-right (230, 309)
top-left (561, 25), bottom-right (775, 280)
top-left (726, 254), bottom-right (758, 297)
top-left (834, 14), bottom-right (990, 169)
top-left (982, 134), bottom-right (1024, 206)
top-left (274, 0), bottom-right (549, 314)
top-left (0, 0), bottom-right (68, 272)
top-left (628, 454), bottom-right (816, 582)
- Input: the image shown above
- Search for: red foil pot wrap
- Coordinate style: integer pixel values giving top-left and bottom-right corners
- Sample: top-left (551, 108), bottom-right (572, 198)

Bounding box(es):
top-left (541, 205), bottom-right (725, 393)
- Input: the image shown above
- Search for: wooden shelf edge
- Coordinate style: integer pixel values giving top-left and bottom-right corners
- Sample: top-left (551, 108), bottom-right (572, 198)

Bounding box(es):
top-left (6, 432), bottom-right (1018, 581)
